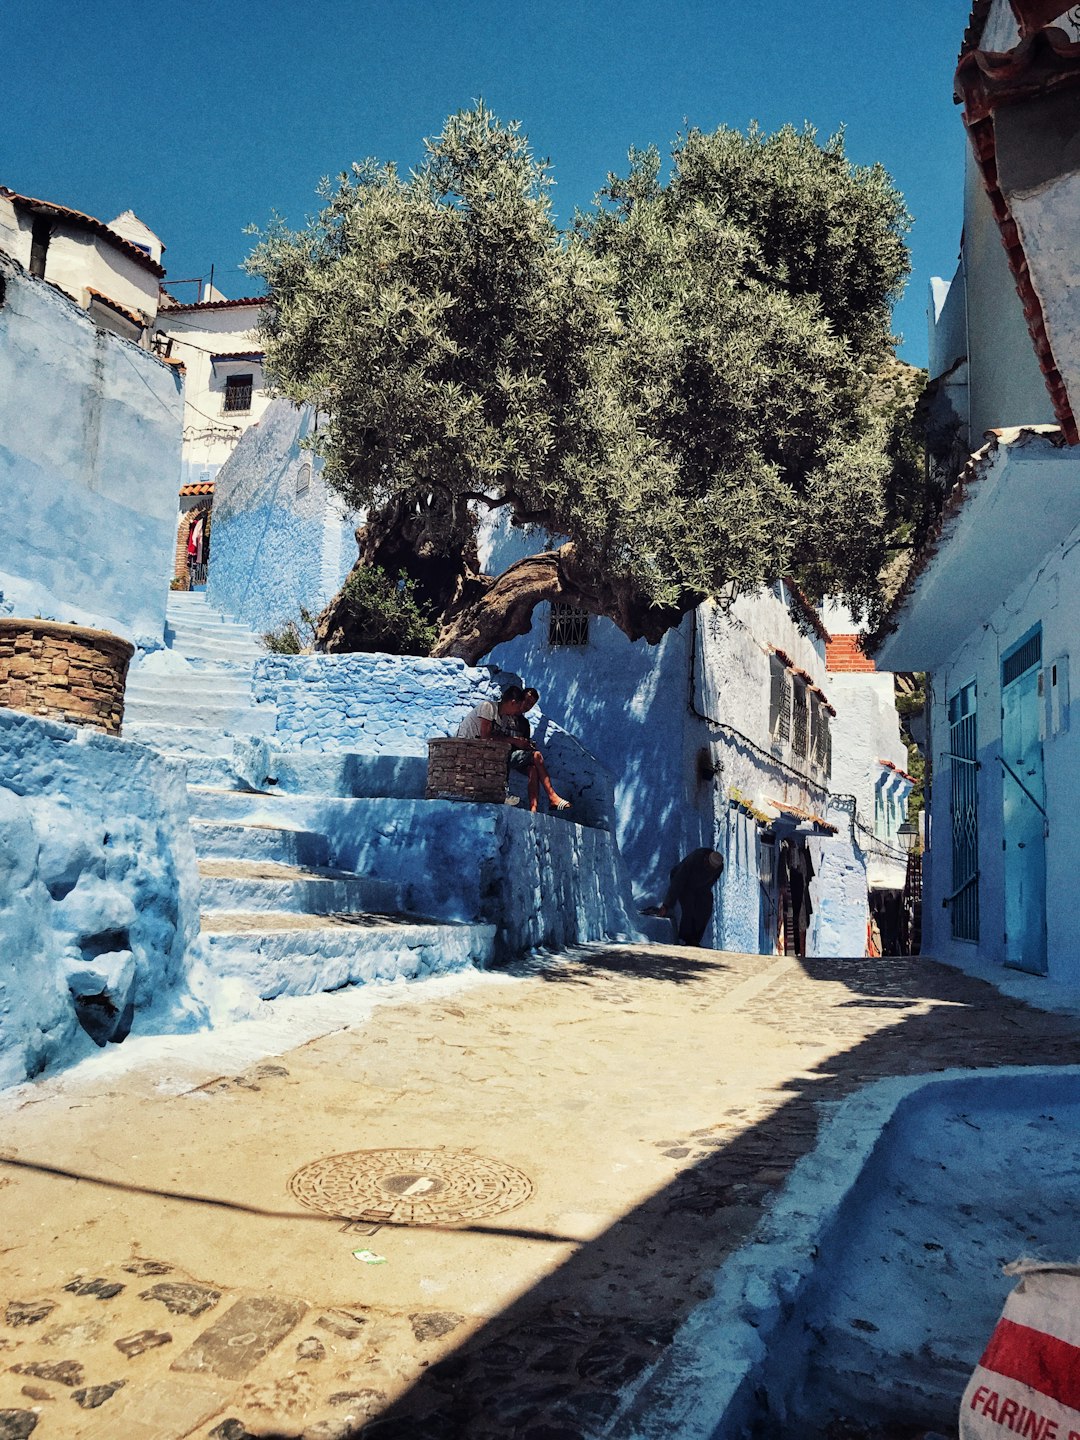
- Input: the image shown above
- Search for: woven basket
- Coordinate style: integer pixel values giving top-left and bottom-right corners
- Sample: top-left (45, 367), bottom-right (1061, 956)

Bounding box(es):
top-left (426, 737), bottom-right (509, 803)
top-left (0, 619), bottom-right (133, 735)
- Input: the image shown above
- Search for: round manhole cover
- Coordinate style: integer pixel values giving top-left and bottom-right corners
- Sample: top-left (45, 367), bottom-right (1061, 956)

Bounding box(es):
top-left (288, 1148), bottom-right (533, 1225)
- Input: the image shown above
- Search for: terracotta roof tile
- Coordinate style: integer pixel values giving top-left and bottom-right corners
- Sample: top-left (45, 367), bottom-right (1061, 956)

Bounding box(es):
top-left (765, 798), bottom-right (839, 835)
top-left (878, 758), bottom-right (918, 784)
top-left (164, 295), bottom-right (267, 312)
top-left (782, 576), bottom-right (831, 643)
top-left (86, 287), bottom-right (144, 328)
top-left (179, 481), bottom-right (215, 497)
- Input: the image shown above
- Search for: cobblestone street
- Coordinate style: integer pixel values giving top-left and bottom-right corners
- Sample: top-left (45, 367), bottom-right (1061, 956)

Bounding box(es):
top-left (2, 945), bottom-right (1079, 1440)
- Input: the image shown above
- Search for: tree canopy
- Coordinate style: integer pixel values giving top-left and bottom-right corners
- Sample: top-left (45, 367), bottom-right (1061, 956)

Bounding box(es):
top-left (247, 104), bottom-right (912, 661)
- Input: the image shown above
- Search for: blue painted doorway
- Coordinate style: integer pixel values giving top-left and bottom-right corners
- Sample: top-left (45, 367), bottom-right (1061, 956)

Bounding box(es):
top-left (1001, 629), bottom-right (1047, 974)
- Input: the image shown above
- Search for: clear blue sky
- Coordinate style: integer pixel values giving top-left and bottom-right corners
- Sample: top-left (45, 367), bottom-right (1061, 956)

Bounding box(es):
top-left (3, 1), bottom-right (969, 367)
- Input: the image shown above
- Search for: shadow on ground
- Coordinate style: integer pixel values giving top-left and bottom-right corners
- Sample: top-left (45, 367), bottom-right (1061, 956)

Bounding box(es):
top-left (332, 949), bottom-right (1080, 1440)
top-left (22, 947), bottom-right (1074, 1440)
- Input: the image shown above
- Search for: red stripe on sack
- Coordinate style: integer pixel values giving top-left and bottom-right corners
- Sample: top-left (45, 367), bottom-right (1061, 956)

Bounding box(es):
top-left (980, 1317), bottom-right (1080, 1413)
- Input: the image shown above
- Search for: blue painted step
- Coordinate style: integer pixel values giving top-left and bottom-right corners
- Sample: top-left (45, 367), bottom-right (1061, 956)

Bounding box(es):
top-left (197, 859), bottom-right (399, 915)
top-left (199, 912), bottom-right (497, 999)
top-left (192, 820), bottom-right (330, 867)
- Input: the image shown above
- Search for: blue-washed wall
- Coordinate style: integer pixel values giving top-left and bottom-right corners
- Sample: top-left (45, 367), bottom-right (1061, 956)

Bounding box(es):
top-left (207, 399), bottom-right (359, 637)
top-left (253, 652), bottom-right (617, 831)
top-left (209, 789), bottom-right (641, 957)
top-left (615, 1067), bottom-right (1080, 1439)
top-left (485, 516), bottom-right (866, 956)
top-left (0, 257), bottom-right (184, 648)
top-left (0, 708), bottom-right (205, 1089)
top-left (254, 652), bottom-right (518, 754)
top-left (489, 608), bottom-right (713, 910)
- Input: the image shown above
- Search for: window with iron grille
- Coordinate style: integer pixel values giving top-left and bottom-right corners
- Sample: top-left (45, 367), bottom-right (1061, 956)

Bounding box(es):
top-left (548, 603), bottom-right (590, 646)
top-left (811, 697), bottom-right (831, 776)
top-left (1002, 629), bottom-right (1041, 688)
top-left (768, 655), bottom-right (791, 744)
top-left (792, 679), bottom-right (809, 759)
top-left (224, 374), bottom-right (253, 413)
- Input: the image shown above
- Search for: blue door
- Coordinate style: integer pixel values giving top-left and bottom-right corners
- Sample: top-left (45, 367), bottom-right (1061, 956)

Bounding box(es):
top-left (1002, 631), bottom-right (1047, 974)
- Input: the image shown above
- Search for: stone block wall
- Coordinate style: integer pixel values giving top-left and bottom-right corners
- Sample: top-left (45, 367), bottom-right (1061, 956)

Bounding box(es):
top-left (426, 738), bottom-right (509, 802)
top-left (0, 621), bottom-right (133, 735)
top-left (0, 708), bottom-right (204, 1088)
top-left (253, 652), bottom-right (516, 755)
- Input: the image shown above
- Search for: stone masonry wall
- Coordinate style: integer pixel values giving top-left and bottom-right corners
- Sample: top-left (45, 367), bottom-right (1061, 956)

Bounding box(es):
top-left (0, 621), bottom-right (133, 735)
top-left (0, 708), bottom-right (204, 1088)
top-left (253, 652), bottom-right (518, 755)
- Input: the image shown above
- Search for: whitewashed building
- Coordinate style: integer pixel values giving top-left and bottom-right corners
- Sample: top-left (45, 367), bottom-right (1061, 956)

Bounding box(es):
top-left (0, 250), bottom-right (184, 647)
top-left (0, 187), bottom-right (165, 345)
top-left (155, 289), bottom-right (271, 491)
top-left (874, 0), bottom-right (1080, 984)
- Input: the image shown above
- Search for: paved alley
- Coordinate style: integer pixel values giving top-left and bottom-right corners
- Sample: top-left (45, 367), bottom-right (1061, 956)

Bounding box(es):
top-left (2, 945), bottom-right (1079, 1440)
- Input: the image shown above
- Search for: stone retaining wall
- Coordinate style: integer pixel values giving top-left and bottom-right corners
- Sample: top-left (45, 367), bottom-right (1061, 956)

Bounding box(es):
top-left (426, 738), bottom-right (509, 803)
top-left (0, 620), bottom-right (134, 734)
top-left (0, 708), bottom-right (204, 1088)
top-left (252, 651), bottom-right (516, 754)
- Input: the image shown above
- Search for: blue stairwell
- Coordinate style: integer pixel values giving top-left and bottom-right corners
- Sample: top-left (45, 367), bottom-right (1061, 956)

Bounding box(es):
top-left (122, 591), bottom-right (496, 1000)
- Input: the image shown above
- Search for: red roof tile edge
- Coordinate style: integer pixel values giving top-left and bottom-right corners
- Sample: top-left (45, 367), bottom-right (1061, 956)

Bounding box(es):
top-left (955, 28), bottom-right (1080, 446)
top-left (86, 288), bottom-right (144, 328)
top-left (765, 797), bottom-right (839, 834)
top-left (1, 188), bottom-right (165, 278)
top-left (961, 1), bottom-right (1071, 58)
top-left (179, 481), bottom-right (216, 496)
top-left (767, 646), bottom-right (836, 713)
top-left (878, 758), bottom-right (918, 784)
top-left (782, 576), bottom-right (831, 643)
top-left (164, 295), bottom-right (268, 312)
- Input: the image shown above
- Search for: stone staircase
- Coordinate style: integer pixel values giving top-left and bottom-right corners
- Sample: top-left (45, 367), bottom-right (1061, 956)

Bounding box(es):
top-left (122, 592), bottom-right (495, 999)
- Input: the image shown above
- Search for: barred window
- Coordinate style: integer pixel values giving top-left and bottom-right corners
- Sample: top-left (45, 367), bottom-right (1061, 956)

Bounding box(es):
top-left (768, 655), bottom-right (791, 743)
top-left (811, 696), bottom-right (831, 776)
top-left (224, 374), bottom-right (253, 413)
top-left (792, 679), bottom-right (809, 759)
top-left (548, 603), bottom-right (590, 647)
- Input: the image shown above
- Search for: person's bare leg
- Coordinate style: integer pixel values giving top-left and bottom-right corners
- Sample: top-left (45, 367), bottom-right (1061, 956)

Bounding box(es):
top-left (527, 763), bottom-right (540, 812)
top-left (532, 751), bottom-right (568, 809)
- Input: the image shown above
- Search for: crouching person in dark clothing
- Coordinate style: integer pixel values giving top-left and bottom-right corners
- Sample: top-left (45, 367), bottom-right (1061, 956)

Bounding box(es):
top-left (657, 848), bottom-right (725, 947)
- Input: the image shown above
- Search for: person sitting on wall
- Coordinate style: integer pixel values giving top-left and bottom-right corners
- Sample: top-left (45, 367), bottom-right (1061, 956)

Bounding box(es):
top-left (456, 686), bottom-right (571, 814)
top-left (655, 848), bottom-right (725, 947)
top-left (499, 686), bottom-right (572, 815)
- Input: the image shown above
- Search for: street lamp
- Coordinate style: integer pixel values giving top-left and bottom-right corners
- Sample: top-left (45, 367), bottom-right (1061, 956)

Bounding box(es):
top-left (897, 819), bottom-right (919, 854)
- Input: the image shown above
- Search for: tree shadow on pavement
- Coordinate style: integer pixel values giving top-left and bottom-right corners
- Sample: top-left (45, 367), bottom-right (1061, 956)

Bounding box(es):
top-left (508, 942), bottom-right (736, 987)
top-left (334, 952), bottom-right (1080, 1440)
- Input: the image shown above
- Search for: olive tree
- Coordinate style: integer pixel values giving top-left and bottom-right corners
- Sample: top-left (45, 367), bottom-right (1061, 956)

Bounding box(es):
top-left (247, 106), bottom-right (911, 661)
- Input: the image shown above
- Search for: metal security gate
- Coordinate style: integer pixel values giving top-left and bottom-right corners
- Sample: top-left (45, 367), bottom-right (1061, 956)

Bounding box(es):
top-left (1001, 629), bottom-right (1047, 974)
top-left (948, 681), bottom-right (979, 942)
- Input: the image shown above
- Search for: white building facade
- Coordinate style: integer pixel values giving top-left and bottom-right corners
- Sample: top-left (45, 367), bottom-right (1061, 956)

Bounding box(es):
top-left (874, 0), bottom-right (1080, 985)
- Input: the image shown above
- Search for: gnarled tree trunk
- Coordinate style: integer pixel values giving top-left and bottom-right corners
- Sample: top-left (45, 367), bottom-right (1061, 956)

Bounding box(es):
top-left (431, 542), bottom-right (693, 665)
top-left (316, 493), bottom-right (487, 653)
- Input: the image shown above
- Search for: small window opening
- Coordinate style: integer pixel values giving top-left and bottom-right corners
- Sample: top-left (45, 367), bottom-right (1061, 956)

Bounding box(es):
top-left (224, 373), bottom-right (254, 413)
top-left (548, 603), bottom-right (590, 647)
top-left (29, 216), bottom-right (51, 279)
top-left (791, 680), bottom-right (809, 760)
